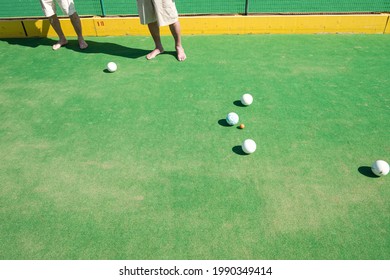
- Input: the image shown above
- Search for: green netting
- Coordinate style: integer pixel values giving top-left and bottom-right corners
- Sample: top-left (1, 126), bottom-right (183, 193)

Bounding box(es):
top-left (73, 0), bottom-right (103, 15)
top-left (0, 0), bottom-right (389, 18)
top-left (177, 0), bottom-right (246, 15)
top-left (97, 1), bottom-right (138, 16)
top-left (0, 0), bottom-right (102, 18)
top-left (0, 0), bottom-right (42, 17)
top-left (248, 0), bottom-right (390, 14)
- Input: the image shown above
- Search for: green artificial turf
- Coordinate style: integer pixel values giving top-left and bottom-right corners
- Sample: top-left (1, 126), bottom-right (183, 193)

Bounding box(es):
top-left (0, 34), bottom-right (389, 260)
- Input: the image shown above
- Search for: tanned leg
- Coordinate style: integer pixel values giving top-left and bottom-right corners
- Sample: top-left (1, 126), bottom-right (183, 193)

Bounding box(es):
top-left (169, 21), bottom-right (186, 61)
top-left (69, 12), bottom-right (88, 49)
top-left (146, 21), bottom-right (164, 60)
top-left (48, 14), bottom-right (68, 50)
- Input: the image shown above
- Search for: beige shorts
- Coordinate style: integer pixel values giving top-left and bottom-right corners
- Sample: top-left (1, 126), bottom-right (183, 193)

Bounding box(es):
top-left (40, 0), bottom-right (76, 17)
top-left (137, 0), bottom-right (178, 27)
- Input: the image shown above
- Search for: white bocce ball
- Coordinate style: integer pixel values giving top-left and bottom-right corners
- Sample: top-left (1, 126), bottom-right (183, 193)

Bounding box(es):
top-left (241, 93), bottom-right (253, 106)
top-left (371, 160), bottom-right (389, 176)
top-left (226, 112), bottom-right (239, 126)
top-left (107, 62), bottom-right (117, 73)
top-left (242, 139), bottom-right (256, 154)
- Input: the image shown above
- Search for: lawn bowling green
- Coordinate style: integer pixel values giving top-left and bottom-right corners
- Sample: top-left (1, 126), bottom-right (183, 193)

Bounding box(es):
top-left (0, 34), bottom-right (389, 260)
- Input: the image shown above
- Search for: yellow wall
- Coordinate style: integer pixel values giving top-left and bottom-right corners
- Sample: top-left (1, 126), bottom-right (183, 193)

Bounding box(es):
top-left (0, 20), bottom-right (26, 38)
top-left (180, 14), bottom-right (389, 35)
top-left (385, 16), bottom-right (390, 34)
top-left (1, 14), bottom-right (389, 38)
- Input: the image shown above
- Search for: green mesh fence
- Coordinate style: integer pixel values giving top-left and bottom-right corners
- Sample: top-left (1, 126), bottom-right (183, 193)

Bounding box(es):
top-left (0, 0), bottom-right (389, 18)
top-left (98, 1), bottom-right (138, 16)
top-left (247, 0), bottom-right (390, 14)
top-left (177, 0), bottom-right (246, 15)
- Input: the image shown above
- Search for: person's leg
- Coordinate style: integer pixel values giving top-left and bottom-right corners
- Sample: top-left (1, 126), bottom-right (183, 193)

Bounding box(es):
top-left (169, 21), bottom-right (186, 61)
top-left (40, 0), bottom-right (66, 50)
top-left (69, 12), bottom-right (88, 49)
top-left (48, 14), bottom-right (68, 50)
top-left (146, 21), bottom-right (164, 60)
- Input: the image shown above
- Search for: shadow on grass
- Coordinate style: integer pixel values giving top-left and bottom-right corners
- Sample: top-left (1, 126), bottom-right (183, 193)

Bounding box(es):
top-left (233, 100), bottom-right (246, 107)
top-left (218, 119), bottom-right (231, 127)
top-left (358, 166), bottom-right (379, 178)
top-left (78, 41), bottom-right (177, 60)
top-left (232, 145), bottom-right (248, 156)
top-left (72, 40), bottom-right (149, 59)
top-left (1, 37), bottom-right (48, 48)
top-left (1, 38), bottom-right (155, 59)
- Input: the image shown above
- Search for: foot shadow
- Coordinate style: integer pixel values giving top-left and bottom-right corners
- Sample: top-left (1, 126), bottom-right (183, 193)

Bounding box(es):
top-left (1, 37), bottom-right (53, 48)
top-left (1, 38), bottom-right (150, 59)
top-left (67, 40), bottom-right (149, 59)
top-left (161, 50), bottom-right (177, 59)
top-left (1, 38), bottom-right (185, 61)
top-left (232, 145), bottom-right (248, 156)
top-left (358, 166), bottom-right (379, 178)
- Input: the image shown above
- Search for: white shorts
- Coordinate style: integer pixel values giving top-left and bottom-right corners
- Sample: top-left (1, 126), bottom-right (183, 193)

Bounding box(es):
top-left (40, 0), bottom-right (76, 17)
top-left (137, 0), bottom-right (178, 27)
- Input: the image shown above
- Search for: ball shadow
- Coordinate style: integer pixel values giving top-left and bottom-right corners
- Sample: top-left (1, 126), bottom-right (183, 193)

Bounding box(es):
top-left (358, 166), bottom-right (379, 178)
top-left (233, 100), bottom-right (246, 107)
top-left (218, 119), bottom-right (231, 127)
top-left (232, 145), bottom-right (248, 156)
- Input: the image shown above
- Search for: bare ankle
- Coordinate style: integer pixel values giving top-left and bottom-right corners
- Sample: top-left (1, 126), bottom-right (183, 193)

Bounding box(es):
top-left (146, 47), bottom-right (164, 60)
top-left (176, 46), bottom-right (186, 61)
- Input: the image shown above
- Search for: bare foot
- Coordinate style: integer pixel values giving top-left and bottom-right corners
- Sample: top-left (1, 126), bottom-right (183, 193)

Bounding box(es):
top-left (176, 46), bottom-right (186, 61)
top-left (79, 39), bottom-right (88, 50)
top-left (52, 39), bottom-right (68, 50)
top-left (146, 48), bottom-right (164, 60)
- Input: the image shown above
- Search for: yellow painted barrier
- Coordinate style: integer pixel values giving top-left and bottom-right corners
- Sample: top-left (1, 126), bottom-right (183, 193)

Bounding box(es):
top-left (0, 20), bottom-right (26, 38)
top-left (180, 14), bottom-right (389, 35)
top-left (22, 19), bottom-right (55, 37)
top-left (93, 17), bottom-right (139, 36)
top-left (89, 14), bottom-right (390, 36)
top-left (22, 18), bottom-right (96, 37)
top-left (91, 17), bottom-right (172, 36)
top-left (0, 14), bottom-right (389, 38)
top-left (20, 17), bottom-right (145, 37)
top-left (384, 15), bottom-right (390, 34)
